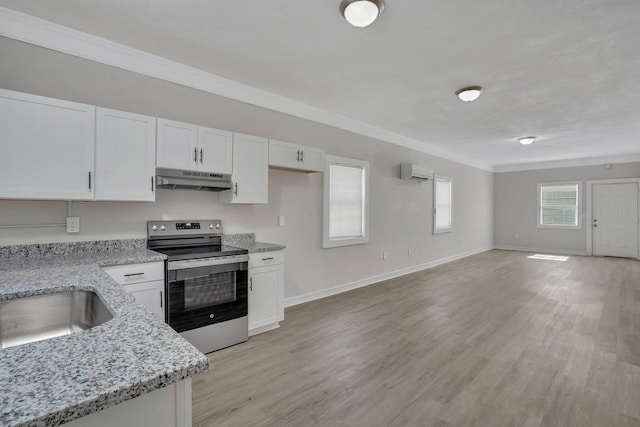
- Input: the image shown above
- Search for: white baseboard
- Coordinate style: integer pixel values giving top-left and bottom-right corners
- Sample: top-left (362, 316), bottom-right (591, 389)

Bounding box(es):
top-left (248, 323), bottom-right (280, 337)
top-left (493, 245), bottom-right (588, 256)
top-left (284, 246), bottom-right (493, 308)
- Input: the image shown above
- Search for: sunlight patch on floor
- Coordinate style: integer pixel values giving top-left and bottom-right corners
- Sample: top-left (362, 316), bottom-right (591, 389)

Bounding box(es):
top-left (527, 254), bottom-right (569, 262)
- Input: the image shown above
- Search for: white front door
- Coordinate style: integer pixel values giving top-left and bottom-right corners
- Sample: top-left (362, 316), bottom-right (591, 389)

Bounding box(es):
top-left (592, 182), bottom-right (639, 258)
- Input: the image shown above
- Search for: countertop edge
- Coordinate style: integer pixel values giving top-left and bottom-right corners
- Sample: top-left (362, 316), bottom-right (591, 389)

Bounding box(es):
top-left (32, 359), bottom-right (209, 427)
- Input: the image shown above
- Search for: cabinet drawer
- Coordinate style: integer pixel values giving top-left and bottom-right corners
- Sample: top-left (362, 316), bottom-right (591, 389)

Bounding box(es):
top-left (249, 251), bottom-right (284, 268)
top-left (102, 261), bottom-right (164, 285)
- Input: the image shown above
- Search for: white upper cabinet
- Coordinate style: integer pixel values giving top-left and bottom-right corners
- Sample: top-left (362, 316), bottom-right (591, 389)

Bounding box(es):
top-left (156, 119), bottom-right (198, 171)
top-left (198, 126), bottom-right (233, 174)
top-left (220, 133), bottom-right (269, 204)
top-left (157, 119), bottom-right (233, 175)
top-left (269, 140), bottom-right (324, 173)
top-left (95, 108), bottom-right (156, 201)
top-left (0, 89), bottom-right (95, 200)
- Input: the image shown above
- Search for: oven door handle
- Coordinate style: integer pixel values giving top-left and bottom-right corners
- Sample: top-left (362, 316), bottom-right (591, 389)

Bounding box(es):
top-left (168, 254), bottom-right (249, 271)
top-left (168, 273), bottom-right (216, 283)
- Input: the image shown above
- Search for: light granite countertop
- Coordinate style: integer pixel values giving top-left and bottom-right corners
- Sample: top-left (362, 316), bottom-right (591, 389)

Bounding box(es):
top-left (222, 233), bottom-right (285, 253)
top-left (0, 242), bottom-right (209, 427)
top-left (233, 241), bottom-right (286, 253)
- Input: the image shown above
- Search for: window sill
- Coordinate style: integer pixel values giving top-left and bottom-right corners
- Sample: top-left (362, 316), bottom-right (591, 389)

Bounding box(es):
top-left (433, 227), bottom-right (453, 235)
top-left (322, 236), bottom-right (369, 249)
top-left (537, 224), bottom-right (582, 230)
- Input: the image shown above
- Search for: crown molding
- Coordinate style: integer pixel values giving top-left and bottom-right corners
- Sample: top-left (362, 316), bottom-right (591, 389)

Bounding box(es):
top-left (0, 7), bottom-right (492, 172)
top-left (493, 153), bottom-right (640, 173)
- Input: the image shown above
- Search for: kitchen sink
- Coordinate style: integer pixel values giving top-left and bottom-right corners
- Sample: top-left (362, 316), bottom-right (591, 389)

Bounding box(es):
top-left (0, 290), bottom-right (113, 349)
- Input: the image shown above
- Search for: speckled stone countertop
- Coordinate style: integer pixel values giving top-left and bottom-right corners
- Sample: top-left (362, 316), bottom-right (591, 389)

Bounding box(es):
top-left (222, 233), bottom-right (285, 253)
top-left (0, 240), bottom-right (209, 427)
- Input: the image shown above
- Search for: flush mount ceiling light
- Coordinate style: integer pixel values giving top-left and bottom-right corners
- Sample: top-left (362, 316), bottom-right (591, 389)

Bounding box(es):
top-left (518, 136), bottom-right (536, 145)
top-left (340, 0), bottom-right (384, 27)
top-left (455, 86), bottom-right (484, 102)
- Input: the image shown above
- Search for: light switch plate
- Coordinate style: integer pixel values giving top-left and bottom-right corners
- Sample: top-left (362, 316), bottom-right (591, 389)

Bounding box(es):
top-left (66, 217), bottom-right (80, 233)
top-left (278, 215), bottom-right (285, 226)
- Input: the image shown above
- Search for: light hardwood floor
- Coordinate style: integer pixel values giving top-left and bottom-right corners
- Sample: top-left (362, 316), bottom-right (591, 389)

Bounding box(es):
top-left (192, 250), bottom-right (640, 427)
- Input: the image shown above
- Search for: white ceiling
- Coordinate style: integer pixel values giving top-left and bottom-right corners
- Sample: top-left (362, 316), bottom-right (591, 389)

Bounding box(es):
top-left (1, 0), bottom-right (640, 170)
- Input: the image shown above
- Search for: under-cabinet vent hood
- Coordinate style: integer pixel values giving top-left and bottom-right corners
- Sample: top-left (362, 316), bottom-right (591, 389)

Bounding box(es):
top-left (155, 168), bottom-right (232, 192)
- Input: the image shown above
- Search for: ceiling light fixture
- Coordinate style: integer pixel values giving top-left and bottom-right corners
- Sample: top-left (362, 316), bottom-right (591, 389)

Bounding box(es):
top-left (518, 136), bottom-right (536, 145)
top-left (455, 86), bottom-right (484, 102)
top-left (340, 0), bottom-right (384, 28)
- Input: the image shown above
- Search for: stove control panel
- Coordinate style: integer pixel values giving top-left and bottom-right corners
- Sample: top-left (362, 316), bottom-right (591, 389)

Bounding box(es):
top-left (176, 222), bottom-right (200, 230)
top-left (147, 220), bottom-right (223, 238)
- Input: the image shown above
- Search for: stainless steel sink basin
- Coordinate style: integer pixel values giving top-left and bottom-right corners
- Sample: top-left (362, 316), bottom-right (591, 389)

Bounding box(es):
top-left (0, 290), bottom-right (113, 349)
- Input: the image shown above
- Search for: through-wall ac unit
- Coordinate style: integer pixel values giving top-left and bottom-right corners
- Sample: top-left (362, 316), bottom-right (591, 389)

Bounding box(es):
top-left (400, 163), bottom-right (434, 181)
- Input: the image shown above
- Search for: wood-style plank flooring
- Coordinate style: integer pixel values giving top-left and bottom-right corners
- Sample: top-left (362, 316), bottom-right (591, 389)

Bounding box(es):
top-left (192, 250), bottom-right (640, 427)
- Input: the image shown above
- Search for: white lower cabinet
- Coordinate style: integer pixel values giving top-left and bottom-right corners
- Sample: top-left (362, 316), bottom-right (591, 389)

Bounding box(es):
top-left (121, 280), bottom-right (165, 320)
top-left (101, 261), bottom-right (165, 322)
top-left (64, 378), bottom-right (191, 427)
top-left (248, 251), bottom-right (284, 335)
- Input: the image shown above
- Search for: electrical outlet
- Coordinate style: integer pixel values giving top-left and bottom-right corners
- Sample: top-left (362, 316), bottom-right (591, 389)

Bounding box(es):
top-left (66, 217), bottom-right (80, 233)
top-left (278, 215), bottom-right (285, 226)
top-left (515, 234), bottom-right (520, 240)
top-left (383, 251), bottom-right (388, 261)
top-left (408, 248), bottom-right (412, 256)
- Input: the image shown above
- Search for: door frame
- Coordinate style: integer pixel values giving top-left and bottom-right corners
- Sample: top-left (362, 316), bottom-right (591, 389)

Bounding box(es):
top-left (586, 178), bottom-right (640, 258)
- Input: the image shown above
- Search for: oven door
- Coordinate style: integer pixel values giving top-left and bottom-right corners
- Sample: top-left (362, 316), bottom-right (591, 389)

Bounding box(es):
top-left (167, 255), bottom-right (248, 333)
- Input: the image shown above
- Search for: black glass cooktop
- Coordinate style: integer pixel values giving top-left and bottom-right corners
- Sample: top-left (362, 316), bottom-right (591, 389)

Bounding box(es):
top-left (154, 244), bottom-right (248, 261)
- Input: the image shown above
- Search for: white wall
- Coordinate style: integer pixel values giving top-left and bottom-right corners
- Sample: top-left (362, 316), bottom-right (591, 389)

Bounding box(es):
top-left (0, 37), bottom-right (494, 300)
top-left (494, 162), bottom-right (640, 253)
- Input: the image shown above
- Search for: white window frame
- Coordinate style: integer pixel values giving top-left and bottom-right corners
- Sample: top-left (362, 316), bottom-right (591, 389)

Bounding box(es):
top-left (537, 181), bottom-right (583, 229)
top-left (433, 175), bottom-right (453, 234)
top-left (323, 154), bottom-right (370, 248)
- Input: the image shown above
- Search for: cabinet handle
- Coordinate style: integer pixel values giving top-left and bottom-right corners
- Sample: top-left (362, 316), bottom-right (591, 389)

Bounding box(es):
top-left (160, 290), bottom-right (163, 308)
top-left (194, 147), bottom-right (198, 163)
top-left (262, 257), bottom-right (274, 261)
top-left (88, 171), bottom-right (92, 190)
top-left (124, 272), bottom-right (144, 277)
top-left (249, 277), bottom-right (253, 291)
top-left (234, 183), bottom-right (238, 196)
top-left (300, 150), bottom-right (304, 162)
top-left (296, 150), bottom-right (300, 162)
top-left (151, 176), bottom-right (154, 192)
top-left (200, 149), bottom-right (203, 163)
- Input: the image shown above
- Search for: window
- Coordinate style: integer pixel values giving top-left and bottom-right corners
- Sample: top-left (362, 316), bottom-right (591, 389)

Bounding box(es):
top-left (433, 175), bottom-right (452, 234)
top-left (323, 155), bottom-right (369, 248)
top-left (537, 182), bottom-right (582, 229)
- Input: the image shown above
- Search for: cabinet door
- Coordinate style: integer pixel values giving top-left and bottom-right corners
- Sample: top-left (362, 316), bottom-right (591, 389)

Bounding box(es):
top-left (299, 145), bottom-right (325, 172)
top-left (197, 126), bottom-right (233, 174)
top-left (123, 280), bottom-right (165, 321)
top-left (220, 133), bottom-right (268, 204)
top-left (248, 264), bottom-right (284, 330)
top-left (156, 118), bottom-right (198, 172)
top-left (268, 139), bottom-right (300, 170)
top-left (95, 108), bottom-right (156, 201)
top-left (0, 89), bottom-right (95, 200)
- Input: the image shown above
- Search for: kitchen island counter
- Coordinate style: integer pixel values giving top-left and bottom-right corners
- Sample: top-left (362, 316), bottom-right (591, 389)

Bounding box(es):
top-left (0, 242), bottom-right (209, 427)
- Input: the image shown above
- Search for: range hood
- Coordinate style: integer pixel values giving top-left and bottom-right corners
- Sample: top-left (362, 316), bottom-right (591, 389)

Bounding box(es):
top-left (155, 168), bottom-right (232, 192)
